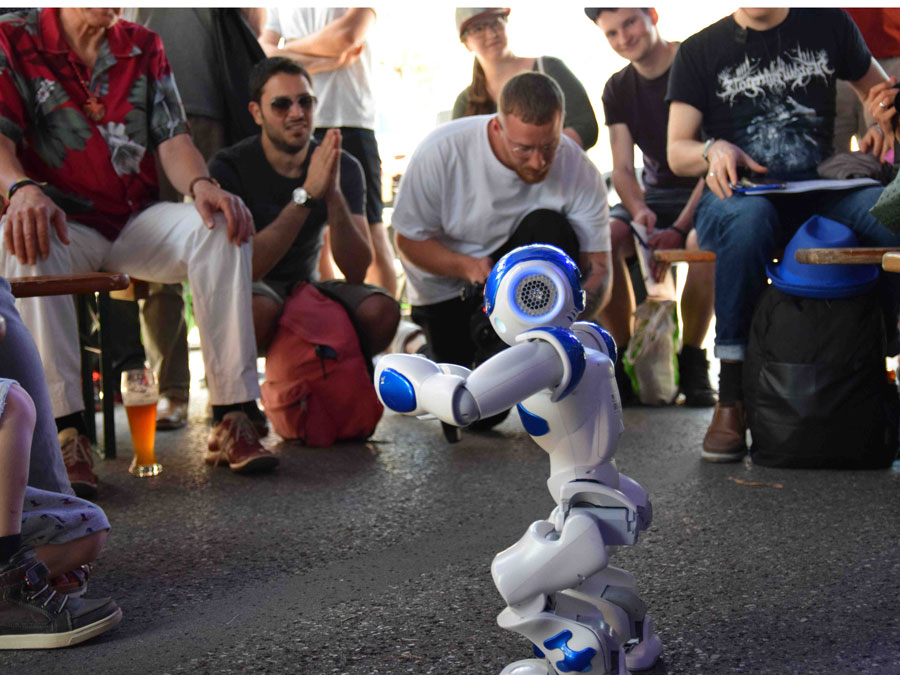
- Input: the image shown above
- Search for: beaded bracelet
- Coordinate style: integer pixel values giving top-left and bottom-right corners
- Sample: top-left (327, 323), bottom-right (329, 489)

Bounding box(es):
top-left (6, 178), bottom-right (46, 202)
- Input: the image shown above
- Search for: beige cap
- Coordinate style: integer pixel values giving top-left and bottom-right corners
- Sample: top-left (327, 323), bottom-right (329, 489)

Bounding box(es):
top-left (455, 7), bottom-right (511, 40)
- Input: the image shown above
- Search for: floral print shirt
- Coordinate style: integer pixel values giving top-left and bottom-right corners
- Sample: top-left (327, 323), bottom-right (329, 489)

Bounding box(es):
top-left (0, 9), bottom-right (188, 239)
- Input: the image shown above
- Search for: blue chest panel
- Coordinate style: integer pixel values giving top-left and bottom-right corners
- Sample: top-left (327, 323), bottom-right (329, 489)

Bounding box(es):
top-left (517, 403), bottom-right (549, 436)
top-left (378, 368), bottom-right (416, 413)
top-left (543, 630), bottom-right (597, 673)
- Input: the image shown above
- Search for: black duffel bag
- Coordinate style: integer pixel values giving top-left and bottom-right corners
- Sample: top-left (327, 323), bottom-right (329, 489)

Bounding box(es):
top-left (744, 286), bottom-right (899, 469)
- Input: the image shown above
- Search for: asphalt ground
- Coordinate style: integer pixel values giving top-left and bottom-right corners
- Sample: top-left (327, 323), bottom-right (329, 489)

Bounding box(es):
top-left (2, 389), bottom-right (899, 674)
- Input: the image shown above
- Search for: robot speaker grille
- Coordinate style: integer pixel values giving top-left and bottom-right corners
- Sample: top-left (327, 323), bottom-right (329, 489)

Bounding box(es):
top-left (515, 274), bottom-right (557, 316)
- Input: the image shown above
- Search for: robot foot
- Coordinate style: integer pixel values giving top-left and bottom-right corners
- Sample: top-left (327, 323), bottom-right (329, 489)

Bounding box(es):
top-left (499, 659), bottom-right (552, 675)
top-left (624, 615), bottom-right (662, 671)
top-left (441, 421), bottom-right (462, 443)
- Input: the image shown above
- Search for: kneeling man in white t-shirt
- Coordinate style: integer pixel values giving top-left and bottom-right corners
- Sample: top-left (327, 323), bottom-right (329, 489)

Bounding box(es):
top-left (392, 72), bottom-right (611, 426)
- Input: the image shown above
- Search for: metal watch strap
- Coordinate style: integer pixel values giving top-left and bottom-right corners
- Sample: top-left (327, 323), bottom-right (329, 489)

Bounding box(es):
top-left (702, 138), bottom-right (715, 163)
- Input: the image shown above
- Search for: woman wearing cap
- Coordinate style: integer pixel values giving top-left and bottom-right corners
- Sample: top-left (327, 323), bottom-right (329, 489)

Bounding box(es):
top-left (452, 7), bottom-right (598, 150)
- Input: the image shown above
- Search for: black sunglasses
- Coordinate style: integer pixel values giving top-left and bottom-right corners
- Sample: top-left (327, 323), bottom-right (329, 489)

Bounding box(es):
top-left (269, 93), bottom-right (317, 113)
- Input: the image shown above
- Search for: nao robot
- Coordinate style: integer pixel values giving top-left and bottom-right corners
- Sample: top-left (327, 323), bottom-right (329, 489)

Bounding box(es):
top-left (375, 245), bottom-right (662, 674)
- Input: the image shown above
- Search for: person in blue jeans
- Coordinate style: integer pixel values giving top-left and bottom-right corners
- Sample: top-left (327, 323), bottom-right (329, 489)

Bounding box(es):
top-left (666, 8), bottom-right (900, 462)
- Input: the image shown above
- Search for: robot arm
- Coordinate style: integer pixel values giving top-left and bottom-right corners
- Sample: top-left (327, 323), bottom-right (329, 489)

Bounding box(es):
top-left (375, 341), bottom-right (564, 427)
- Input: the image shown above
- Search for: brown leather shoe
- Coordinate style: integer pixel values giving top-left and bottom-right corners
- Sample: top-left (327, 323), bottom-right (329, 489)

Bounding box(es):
top-left (701, 402), bottom-right (747, 463)
top-left (156, 396), bottom-right (188, 431)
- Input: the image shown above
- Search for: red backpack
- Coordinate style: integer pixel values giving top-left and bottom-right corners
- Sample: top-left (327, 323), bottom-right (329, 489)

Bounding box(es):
top-left (261, 283), bottom-right (383, 446)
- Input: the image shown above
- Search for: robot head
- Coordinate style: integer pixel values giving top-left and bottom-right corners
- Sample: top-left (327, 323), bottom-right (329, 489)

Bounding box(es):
top-left (483, 244), bottom-right (585, 345)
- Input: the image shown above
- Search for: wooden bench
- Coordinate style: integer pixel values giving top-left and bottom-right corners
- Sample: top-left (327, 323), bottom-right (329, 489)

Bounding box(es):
top-left (9, 272), bottom-right (131, 458)
top-left (653, 247), bottom-right (899, 266)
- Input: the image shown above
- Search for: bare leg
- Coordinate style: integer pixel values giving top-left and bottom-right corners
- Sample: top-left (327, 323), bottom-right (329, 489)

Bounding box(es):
top-left (596, 218), bottom-right (636, 347)
top-left (34, 530), bottom-right (107, 578)
top-left (252, 295), bottom-right (283, 354)
top-left (365, 222), bottom-right (398, 298)
top-left (0, 383), bottom-right (34, 537)
top-left (352, 293), bottom-right (401, 355)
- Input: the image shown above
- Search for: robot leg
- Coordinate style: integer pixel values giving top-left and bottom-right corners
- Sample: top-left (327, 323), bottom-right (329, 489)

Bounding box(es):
top-left (558, 566), bottom-right (662, 671)
top-left (491, 513), bottom-right (626, 674)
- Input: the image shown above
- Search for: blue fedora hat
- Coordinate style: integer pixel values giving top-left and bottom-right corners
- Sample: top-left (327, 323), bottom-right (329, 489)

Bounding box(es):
top-left (767, 215), bottom-right (879, 299)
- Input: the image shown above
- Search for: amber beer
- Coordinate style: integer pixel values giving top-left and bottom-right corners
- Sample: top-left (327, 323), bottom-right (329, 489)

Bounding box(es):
top-left (122, 368), bottom-right (162, 477)
top-left (125, 401), bottom-right (157, 467)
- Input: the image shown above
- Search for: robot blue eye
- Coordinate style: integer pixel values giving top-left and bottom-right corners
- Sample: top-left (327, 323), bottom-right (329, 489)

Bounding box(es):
top-left (493, 317), bottom-right (507, 334)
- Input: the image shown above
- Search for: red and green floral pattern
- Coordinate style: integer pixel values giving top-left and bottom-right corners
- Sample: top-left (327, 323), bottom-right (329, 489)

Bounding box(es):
top-left (0, 9), bottom-right (188, 239)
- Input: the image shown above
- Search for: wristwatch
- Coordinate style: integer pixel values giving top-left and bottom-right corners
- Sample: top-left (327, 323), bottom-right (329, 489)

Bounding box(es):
top-left (292, 186), bottom-right (316, 208)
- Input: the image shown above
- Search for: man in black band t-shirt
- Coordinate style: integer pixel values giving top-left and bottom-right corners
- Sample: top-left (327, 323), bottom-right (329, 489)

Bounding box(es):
top-left (667, 8), bottom-right (900, 462)
top-left (209, 57), bottom-right (399, 355)
top-left (587, 7), bottom-right (715, 408)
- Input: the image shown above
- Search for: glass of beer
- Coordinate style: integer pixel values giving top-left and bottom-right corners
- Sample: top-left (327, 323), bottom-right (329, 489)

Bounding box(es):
top-left (121, 367), bottom-right (162, 477)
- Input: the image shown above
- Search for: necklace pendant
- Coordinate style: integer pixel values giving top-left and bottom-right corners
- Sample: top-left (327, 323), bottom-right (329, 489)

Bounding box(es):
top-left (82, 95), bottom-right (105, 123)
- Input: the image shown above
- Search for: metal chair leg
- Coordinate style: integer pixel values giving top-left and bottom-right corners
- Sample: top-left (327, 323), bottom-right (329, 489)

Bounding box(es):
top-left (97, 291), bottom-right (117, 459)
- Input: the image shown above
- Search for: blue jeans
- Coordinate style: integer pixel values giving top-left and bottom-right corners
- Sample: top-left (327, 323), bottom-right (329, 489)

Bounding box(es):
top-left (694, 186), bottom-right (900, 361)
top-left (0, 278), bottom-right (72, 494)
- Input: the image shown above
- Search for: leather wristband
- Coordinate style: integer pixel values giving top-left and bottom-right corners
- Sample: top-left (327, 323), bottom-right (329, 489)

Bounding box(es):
top-left (6, 178), bottom-right (46, 202)
top-left (188, 175), bottom-right (220, 200)
top-left (671, 226), bottom-right (688, 242)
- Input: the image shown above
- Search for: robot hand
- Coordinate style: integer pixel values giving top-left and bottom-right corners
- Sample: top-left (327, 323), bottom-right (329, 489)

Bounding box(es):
top-left (375, 354), bottom-right (480, 426)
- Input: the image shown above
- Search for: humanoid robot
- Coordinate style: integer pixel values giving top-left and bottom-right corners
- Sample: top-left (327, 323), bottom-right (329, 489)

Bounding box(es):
top-left (375, 245), bottom-right (662, 675)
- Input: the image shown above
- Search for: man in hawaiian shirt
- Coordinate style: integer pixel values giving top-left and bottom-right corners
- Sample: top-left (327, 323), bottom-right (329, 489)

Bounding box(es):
top-left (0, 8), bottom-right (277, 497)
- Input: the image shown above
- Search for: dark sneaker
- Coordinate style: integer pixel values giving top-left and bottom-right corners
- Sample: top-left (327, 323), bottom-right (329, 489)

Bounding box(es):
top-left (206, 412), bottom-right (278, 474)
top-left (58, 428), bottom-right (98, 499)
top-left (678, 346), bottom-right (717, 408)
top-left (0, 549), bottom-right (121, 649)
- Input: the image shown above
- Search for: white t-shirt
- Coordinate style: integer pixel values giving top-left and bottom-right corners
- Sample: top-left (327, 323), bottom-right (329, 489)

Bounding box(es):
top-left (265, 7), bottom-right (375, 129)
top-left (392, 115), bottom-right (610, 306)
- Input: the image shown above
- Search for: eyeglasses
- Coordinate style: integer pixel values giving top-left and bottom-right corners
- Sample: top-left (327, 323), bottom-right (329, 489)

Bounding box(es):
top-left (463, 16), bottom-right (506, 40)
top-left (500, 126), bottom-right (560, 161)
top-left (269, 93), bottom-right (317, 114)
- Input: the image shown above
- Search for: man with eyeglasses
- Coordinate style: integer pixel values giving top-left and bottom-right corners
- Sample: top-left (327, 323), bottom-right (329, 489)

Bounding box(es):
top-left (209, 57), bottom-right (399, 359)
top-left (392, 71), bottom-right (611, 430)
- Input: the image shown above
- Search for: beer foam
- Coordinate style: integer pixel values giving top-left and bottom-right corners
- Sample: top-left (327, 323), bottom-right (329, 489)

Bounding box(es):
top-left (122, 391), bottom-right (158, 407)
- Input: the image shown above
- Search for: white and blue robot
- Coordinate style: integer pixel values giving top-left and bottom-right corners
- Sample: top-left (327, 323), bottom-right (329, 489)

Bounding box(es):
top-left (375, 245), bottom-right (662, 675)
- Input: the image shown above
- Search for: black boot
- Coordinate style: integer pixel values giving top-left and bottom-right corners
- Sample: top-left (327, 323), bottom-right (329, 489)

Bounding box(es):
top-left (0, 548), bottom-right (122, 649)
top-left (678, 345), bottom-right (717, 408)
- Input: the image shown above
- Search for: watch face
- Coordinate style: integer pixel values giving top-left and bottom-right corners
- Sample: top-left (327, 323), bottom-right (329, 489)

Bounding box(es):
top-left (292, 187), bottom-right (309, 206)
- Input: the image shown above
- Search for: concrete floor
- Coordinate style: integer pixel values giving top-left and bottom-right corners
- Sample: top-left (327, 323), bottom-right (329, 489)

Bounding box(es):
top-left (2, 380), bottom-right (900, 674)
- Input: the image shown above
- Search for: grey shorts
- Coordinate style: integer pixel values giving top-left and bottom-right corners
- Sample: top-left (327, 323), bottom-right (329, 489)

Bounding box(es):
top-left (609, 186), bottom-right (697, 230)
top-left (21, 487), bottom-right (110, 548)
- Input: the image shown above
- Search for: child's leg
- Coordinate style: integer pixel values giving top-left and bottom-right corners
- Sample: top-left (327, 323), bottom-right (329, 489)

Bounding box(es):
top-left (0, 382), bottom-right (34, 561)
top-left (34, 530), bottom-right (108, 579)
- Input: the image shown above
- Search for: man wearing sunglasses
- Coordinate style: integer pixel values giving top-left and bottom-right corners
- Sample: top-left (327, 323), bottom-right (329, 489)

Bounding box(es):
top-left (209, 57), bottom-right (399, 361)
top-left (391, 71), bottom-right (611, 430)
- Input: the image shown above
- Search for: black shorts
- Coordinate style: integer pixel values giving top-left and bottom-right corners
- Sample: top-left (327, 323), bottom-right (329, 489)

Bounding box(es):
top-left (314, 127), bottom-right (383, 226)
top-left (609, 186), bottom-right (696, 230)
